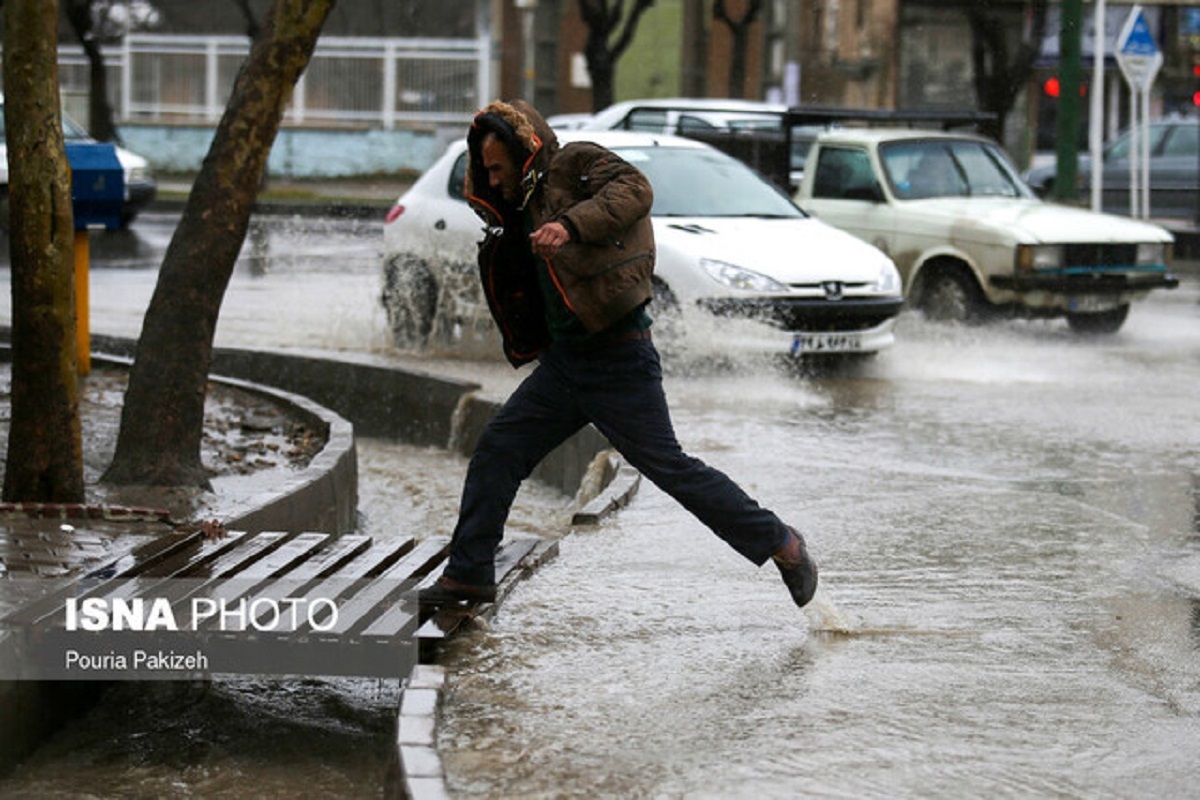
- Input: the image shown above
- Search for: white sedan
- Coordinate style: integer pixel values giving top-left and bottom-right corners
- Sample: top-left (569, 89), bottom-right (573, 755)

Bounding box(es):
top-left (381, 130), bottom-right (902, 360)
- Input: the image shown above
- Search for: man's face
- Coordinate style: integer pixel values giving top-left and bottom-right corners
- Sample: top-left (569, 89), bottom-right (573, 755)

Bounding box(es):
top-left (482, 134), bottom-right (521, 203)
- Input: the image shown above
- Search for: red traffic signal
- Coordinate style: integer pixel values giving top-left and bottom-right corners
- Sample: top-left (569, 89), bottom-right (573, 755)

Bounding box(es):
top-left (1042, 76), bottom-right (1087, 98)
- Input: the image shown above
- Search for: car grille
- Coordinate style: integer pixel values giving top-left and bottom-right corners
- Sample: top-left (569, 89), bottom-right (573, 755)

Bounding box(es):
top-left (698, 296), bottom-right (903, 332)
top-left (1062, 243), bottom-right (1138, 267)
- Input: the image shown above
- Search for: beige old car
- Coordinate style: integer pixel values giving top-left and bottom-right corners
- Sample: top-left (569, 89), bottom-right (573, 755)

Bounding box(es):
top-left (796, 128), bottom-right (1178, 334)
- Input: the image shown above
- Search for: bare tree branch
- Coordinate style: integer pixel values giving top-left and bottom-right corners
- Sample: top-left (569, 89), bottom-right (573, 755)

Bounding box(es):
top-left (611, 0), bottom-right (656, 59)
top-left (578, 0), bottom-right (657, 110)
top-left (712, 0), bottom-right (763, 98)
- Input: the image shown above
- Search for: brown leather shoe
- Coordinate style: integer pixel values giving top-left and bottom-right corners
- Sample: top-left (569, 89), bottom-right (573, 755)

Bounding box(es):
top-left (772, 527), bottom-right (818, 608)
top-left (418, 575), bottom-right (497, 606)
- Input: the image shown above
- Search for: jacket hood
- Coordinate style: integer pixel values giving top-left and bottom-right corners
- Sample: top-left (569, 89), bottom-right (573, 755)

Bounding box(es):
top-left (464, 99), bottom-right (559, 218)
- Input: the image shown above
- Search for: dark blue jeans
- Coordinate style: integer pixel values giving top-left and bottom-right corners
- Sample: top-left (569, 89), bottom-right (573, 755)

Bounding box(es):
top-left (443, 337), bottom-right (792, 586)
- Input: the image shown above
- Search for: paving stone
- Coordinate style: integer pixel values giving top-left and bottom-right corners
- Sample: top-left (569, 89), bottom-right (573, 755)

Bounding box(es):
top-left (398, 746), bottom-right (444, 778)
top-left (406, 664), bottom-right (446, 691)
top-left (400, 688), bottom-right (440, 718)
top-left (396, 714), bottom-right (436, 747)
top-left (405, 776), bottom-right (452, 800)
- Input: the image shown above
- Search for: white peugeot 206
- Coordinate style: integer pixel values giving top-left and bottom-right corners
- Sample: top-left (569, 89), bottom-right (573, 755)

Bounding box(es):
top-left (381, 130), bottom-right (903, 362)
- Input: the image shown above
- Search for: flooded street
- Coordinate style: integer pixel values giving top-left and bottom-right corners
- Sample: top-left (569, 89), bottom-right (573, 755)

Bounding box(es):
top-left (48, 214), bottom-right (397, 353)
top-left (2, 212), bottom-right (1199, 796)
top-left (437, 304), bottom-right (1200, 796)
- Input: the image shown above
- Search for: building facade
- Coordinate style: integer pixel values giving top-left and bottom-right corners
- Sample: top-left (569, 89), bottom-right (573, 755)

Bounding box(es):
top-left (516, 0), bottom-right (1199, 167)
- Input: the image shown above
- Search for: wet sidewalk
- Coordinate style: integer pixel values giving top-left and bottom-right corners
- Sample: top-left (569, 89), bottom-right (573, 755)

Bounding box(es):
top-left (0, 507), bottom-right (177, 636)
top-left (0, 506), bottom-right (175, 579)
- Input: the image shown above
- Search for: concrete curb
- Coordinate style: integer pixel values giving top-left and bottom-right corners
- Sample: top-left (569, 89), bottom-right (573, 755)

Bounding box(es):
top-left (391, 665), bottom-right (451, 800)
top-left (571, 452), bottom-right (643, 525)
top-left (0, 341), bottom-right (362, 538)
top-left (90, 336), bottom-right (481, 449)
top-left (89, 334), bottom-right (630, 507)
top-left (201, 371), bottom-right (359, 535)
top-left (82, 350), bottom-right (361, 537)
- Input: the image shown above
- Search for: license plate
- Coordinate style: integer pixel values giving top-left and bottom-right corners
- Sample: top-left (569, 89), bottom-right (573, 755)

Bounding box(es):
top-left (1068, 295), bottom-right (1120, 313)
top-left (791, 333), bottom-right (864, 355)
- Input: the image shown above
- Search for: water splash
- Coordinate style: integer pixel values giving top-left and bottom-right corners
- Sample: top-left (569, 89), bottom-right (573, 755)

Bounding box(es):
top-left (803, 590), bottom-right (859, 635)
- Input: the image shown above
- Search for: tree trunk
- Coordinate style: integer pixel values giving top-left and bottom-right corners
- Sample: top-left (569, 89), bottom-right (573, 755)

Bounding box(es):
top-left (579, 0), bottom-right (656, 113)
top-left (714, 0), bottom-right (762, 102)
top-left (728, 27), bottom-right (748, 98)
top-left (586, 39), bottom-right (616, 111)
top-left (2, 0), bottom-right (85, 503)
top-left (103, 0), bottom-right (335, 488)
top-left (968, 1), bottom-right (1048, 147)
top-left (63, 0), bottom-right (120, 142)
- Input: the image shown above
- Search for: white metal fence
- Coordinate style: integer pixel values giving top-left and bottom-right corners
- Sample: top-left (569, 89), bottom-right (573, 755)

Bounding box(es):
top-left (13, 33), bottom-right (489, 129)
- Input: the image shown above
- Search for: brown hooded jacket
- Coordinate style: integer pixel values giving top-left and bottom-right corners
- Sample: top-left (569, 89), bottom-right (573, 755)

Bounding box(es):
top-left (465, 100), bottom-right (656, 366)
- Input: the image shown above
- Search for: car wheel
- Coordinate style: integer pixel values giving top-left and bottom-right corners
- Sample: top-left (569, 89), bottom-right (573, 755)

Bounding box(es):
top-left (381, 254), bottom-right (437, 347)
top-left (1066, 304), bottom-right (1129, 335)
top-left (918, 266), bottom-right (987, 324)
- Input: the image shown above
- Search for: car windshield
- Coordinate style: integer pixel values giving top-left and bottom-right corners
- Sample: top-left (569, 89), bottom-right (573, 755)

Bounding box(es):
top-left (613, 146), bottom-right (802, 218)
top-left (881, 139), bottom-right (1024, 199)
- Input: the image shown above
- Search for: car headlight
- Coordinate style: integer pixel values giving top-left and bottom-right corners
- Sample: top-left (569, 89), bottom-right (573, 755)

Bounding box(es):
top-left (1136, 242), bottom-right (1169, 266)
top-left (700, 258), bottom-right (789, 293)
top-left (870, 260), bottom-right (902, 295)
top-left (1015, 244), bottom-right (1063, 271)
top-left (125, 166), bottom-right (150, 184)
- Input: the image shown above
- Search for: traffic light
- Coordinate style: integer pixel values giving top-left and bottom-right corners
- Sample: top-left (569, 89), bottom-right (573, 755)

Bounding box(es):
top-left (1192, 63), bottom-right (1200, 106)
top-left (1042, 76), bottom-right (1087, 99)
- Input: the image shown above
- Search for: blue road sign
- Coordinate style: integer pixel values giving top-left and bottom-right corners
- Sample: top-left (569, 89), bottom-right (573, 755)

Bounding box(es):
top-left (1116, 6), bottom-right (1162, 92)
top-left (1119, 9), bottom-right (1158, 57)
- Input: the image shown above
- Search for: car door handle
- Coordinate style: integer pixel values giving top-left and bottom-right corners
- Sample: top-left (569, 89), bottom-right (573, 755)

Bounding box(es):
top-left (434, 219), bottom-right (446, 230)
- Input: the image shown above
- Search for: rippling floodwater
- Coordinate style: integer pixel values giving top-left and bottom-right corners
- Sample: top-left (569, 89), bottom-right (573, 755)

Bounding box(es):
top-left (433, 293), bottom-right (1200, 797)
top-left (1, 214), bottom-right (1198, 796)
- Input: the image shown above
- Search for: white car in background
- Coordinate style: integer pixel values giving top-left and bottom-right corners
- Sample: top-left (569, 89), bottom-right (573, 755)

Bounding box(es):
top-left (545, 112), bottom-right (594, 131)
top-left (0, 96), bottom-right (156, 228)
top-left (575, 98), bottom-right (822, 190)
top-left (381, 130), bottom-right (903, 361)
top-left (580, 97), bottom-right (789, 133)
